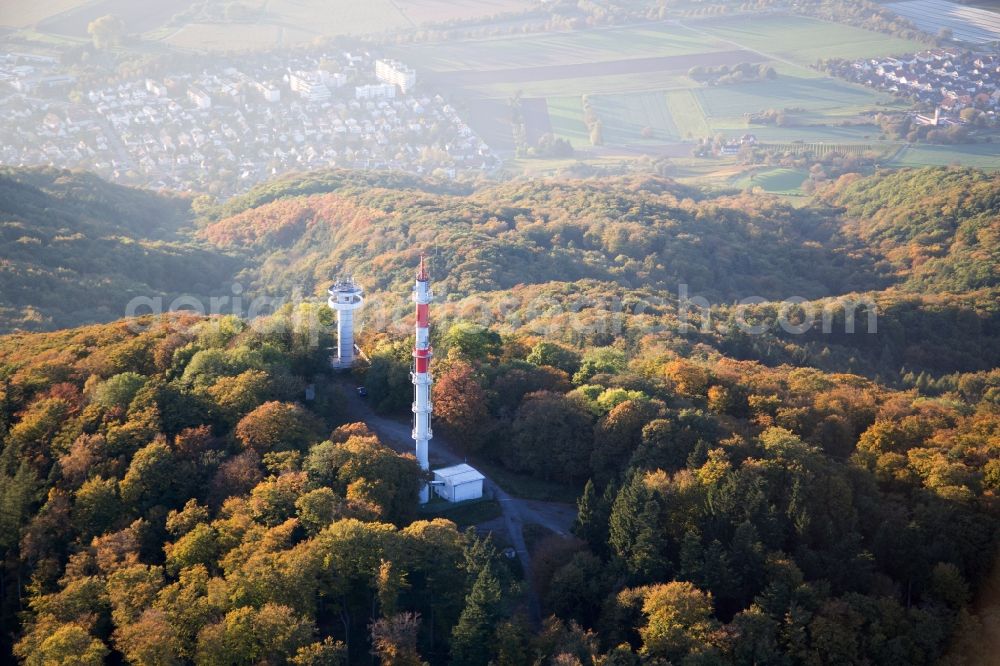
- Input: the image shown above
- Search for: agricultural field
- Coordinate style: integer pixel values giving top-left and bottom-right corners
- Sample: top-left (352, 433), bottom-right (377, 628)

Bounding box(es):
top-left (685, 15), bottom-right (928, 66)
top-left (160, 22), bottom-right (294, 52)
top-left (889, 143), bottom-right (1000, 169)
top-left (394, 0), bottom-right (538, 26)
top-left (401, 13), bottom-right (937, 165)
top-left (398, 23), bottom-right (728, 71)
top-left (725, 125), bottom-right (889, 143)
top-left (585, 92), bottom-right (681, 144)
top-left (14, 0), bottom-right (531, 50)
top-left (732, 167), bottom-right (809, 194)
top-left (401, 14), bottom-right (927, 93)
top-left (0, 0), bottom-right (89, 29)
top-left (464, 99), bottom-right (517, 152)
top-left (540, 74), bottom-right (897, 157)
top-left (545, 96), bottom-right (591, 147)
top-left (441, 70), bottom-right (693, 99)
top-left (521, 97), bottom-right (553, 144)
top-left (665, 89), bottom-right (712, 139)
top-left (420, 51), bottom-right (757, 91)
top-left (694, 76), bottom-right (895, 125)
top-left (757, 142), bottom-right (885, 157)
top-left (158, 0), bottom-right (412, 50)
top-left (886, 0), bottom-right (1000, 43)
top-left (249, 0), bottom-right (411, 36)
top-left (36, 0), bottom-right (197, 38)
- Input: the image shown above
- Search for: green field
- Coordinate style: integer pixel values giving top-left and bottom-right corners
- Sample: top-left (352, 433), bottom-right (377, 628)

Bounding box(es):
top-left (398, 23), bottom-right (729, 71)
top-left (733, 167), bottom-right (809, 193)
top-left (400, 15), bottom-right (925, 74)
top-left (453, 71), bottom-right (694, 99)
top-left (890, 144), bottom-right (1000, 169)
top-left (695, 76), bottom-right (891, 123)
top-left (546, 96), bottom-right (590, 147)
top-left (394, 0), bottom-right (535, 25)
top-left (666, 89), bottom-right (712, 138)
top-left (589, 92), bottom-right (681, 144)
top-left (688, 15), bottom-right (928, 65)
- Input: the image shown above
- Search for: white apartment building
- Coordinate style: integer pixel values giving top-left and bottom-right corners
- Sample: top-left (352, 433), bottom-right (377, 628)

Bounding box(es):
top-left (355, 83), bottom-right (396, 100)
top-left (289, 70), bottom-right (331, 102)
top-left (375, 59), bottom-right (416, 94)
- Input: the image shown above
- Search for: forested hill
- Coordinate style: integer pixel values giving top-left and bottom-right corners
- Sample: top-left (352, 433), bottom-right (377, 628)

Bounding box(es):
top-left (821, 168), bottom-right (1000, 293)
top-left (1, 165), bottom-right (997, 378)
top-left (200, 171), bottom-right (889, 302)
top-left (0, 168), bottom-right (238, 332)
top-left (198, 166), bottom-right (999, 302)
top-left (1, 305), bottom-right (998, 664)
top-left (1, 166), bottom-right (999, 664)
top-left (2, 164), bottom-right (995, 331)
top-left (197, 166), bottom-right (1000, 379)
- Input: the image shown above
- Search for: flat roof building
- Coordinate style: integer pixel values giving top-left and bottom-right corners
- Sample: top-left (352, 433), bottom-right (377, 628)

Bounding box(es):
top-left (355, 83), bottom-right (396, 100)
top-left (432, 464), bottom-right (485, 503)
top-left (375, 59), bottom-right (416, 94)
top-left (289, 71), bottom-right (330, 102)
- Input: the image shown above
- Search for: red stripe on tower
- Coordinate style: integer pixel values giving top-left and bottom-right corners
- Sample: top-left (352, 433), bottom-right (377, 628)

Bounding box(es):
top-left (412, 254), bottom-right (433, 503)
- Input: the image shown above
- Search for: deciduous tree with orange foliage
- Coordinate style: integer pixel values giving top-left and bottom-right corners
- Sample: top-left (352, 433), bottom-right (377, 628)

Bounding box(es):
top-left (434, 361), bottom-right (490, 453)
top-left (235, 401), bottom-right (325, 454)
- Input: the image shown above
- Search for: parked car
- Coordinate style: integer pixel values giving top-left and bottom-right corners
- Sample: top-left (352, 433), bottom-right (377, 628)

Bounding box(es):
top-left (356, 386), bottom-right (368, 398)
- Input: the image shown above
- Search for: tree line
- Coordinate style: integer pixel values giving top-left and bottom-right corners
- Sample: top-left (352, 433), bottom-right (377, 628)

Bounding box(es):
top-left (363, 316), bottom-right (1000, 663)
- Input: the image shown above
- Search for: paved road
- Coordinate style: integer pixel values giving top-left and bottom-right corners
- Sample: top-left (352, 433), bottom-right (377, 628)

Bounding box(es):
top-left (331, 378), bottom-right (576, 622)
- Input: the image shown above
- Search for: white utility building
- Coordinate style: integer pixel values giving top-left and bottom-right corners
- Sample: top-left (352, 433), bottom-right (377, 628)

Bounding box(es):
top-left (432, 464), bottom-right (485, 503)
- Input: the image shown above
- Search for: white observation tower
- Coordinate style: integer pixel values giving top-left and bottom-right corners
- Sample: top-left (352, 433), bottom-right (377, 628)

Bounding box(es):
top-left (328, 276), bottom-right (364, 368)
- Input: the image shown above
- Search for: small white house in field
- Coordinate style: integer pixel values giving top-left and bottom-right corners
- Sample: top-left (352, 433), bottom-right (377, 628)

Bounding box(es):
top-left (432, 464), bottom-right (485, 503)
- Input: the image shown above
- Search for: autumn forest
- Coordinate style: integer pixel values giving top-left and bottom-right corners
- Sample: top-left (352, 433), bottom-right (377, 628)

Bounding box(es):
top-left (0, 164), bottom-right (998, 665)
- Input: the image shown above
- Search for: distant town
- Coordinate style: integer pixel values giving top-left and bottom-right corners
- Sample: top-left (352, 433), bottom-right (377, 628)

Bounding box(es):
top-left (831, 47), bottom-right (1000, 125)
top-left (3, 41), bottom-right (999, 197)
top-left (0, 50), bottom-right (498, 196)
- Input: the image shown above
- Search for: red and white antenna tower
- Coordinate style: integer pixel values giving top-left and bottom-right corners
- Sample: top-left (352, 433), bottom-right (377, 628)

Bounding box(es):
top-left (412, 255), bottom-right (432, 503)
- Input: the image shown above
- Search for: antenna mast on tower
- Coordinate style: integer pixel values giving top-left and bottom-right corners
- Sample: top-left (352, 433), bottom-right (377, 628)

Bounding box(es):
top-left (411, 255), bottom-right (433, 503)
